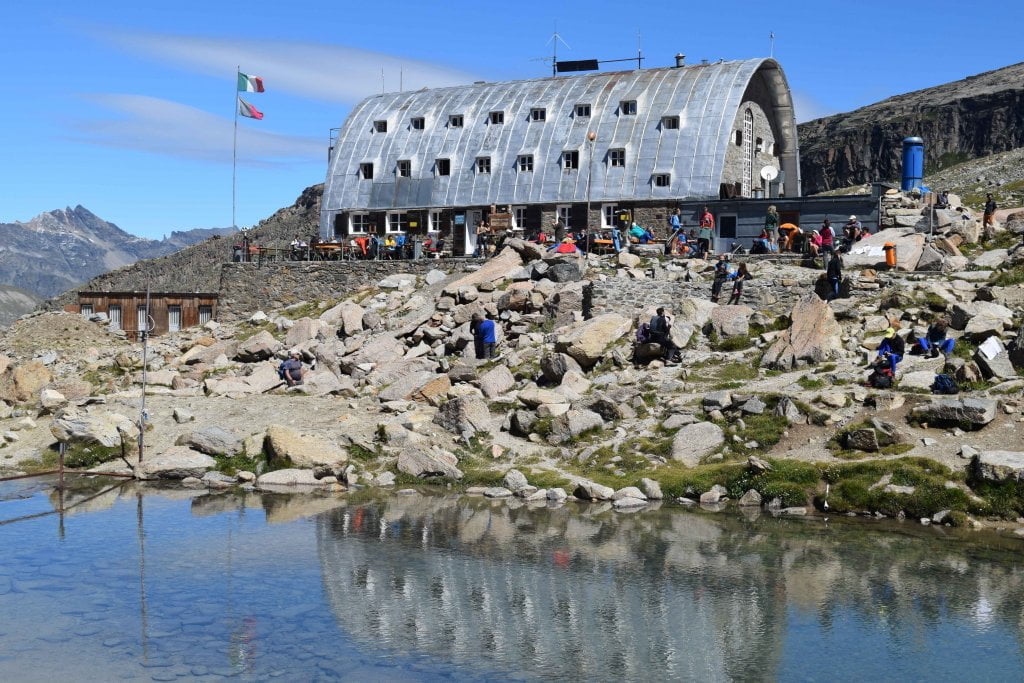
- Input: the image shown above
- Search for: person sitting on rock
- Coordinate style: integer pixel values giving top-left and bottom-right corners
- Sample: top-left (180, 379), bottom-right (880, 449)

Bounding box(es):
top-left (877, 327), bottom-right (905, 375)
top-left (710, 255), bottom-right (731, 303)
top-left (935, 191), bottom-right (950, 210)
top-left (648, 307), bottom-right (679, 362)
top-left (918, 319), bottom-right (955, 358)
top-left (279, 351), bottom-right (304, 386)
top-left (629, 222), bottom-right (649, 244)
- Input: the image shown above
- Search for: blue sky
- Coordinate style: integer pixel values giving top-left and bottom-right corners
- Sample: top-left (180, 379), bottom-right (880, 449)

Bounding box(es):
top-left (1, 0), bottom-right (1021, 239)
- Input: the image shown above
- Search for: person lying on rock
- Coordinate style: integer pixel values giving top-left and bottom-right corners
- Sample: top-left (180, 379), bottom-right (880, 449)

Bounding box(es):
top-left (278, 351), bottom-right (304, 386)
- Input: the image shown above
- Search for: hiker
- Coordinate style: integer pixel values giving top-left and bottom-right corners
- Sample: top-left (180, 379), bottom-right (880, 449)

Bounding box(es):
top-left (778, 223), bottom-right (799, 253)
top-left (648, 307), bottom-right (679, 361)
top-left (611, 224), bottom-right (623, 253)
top-left (698, 206), bottom-right (715, 258)
top-left (629, 222), bottom-right (653, 244)
top-left (278, 351), bottom-right (304, 386)
top-left (549, 238), bottom-right (582, 255)
top-left (877, 327), bottom-right (905, 375)
top-left (841, 216), bottom-right (862, 252)
top-left (727, 263), bottom-right (752, 305)
top-left (807, 230), bottom-right (822, 258)
top-left (471, 312), bottom-right (497, 360)
top-left (764, 205), bottom-right (779, 249)
top-left (669, 208), bottom-right (682, 235)
top-left (752, 228), bottom-right (772, 254)
top-left (918, 319), bottom-right (955, 358)
top-left (935, 191), bottom-right (950, 210)
top-left (826, 252), bottom-right (843, 301)
top-left (552, 216), bottom-right (567, 243)
top-left (983, 193), bottom-right (997, 228)
top-left (710, 255), bottom-right (731, 303)
top-left (819, 219), bottom-right (836, 265)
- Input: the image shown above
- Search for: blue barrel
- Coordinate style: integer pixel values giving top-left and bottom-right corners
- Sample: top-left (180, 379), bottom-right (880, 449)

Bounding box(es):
top-left (901, 136), bottom-right (924, 191)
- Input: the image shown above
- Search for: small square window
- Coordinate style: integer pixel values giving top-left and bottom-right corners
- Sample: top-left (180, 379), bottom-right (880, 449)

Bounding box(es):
top-left (575, 104), bottom-right (591, 117)
top-left (517, 155), bottom-right (533, 172)
top-left (476, 157), bottom-right (491, 173)
top-left (608, 149), bottom-right (625, 167)
top-left (620, 100), bottom-right (637, 115)
top-left (449, 115), bottom-right (464, 128)
top-left (653, 173), bottom-right (671, 187)
top-left (562, 150), bottom-right (579, 170)
top-left (662, 116), bottom-right (680, 130)
top-left (397, 160), bottom-right (411, 177)
top-left (387, 212), bottom-right (409, 233)
top-left (374, 120), bottom-right (388, 133)
top-left (435, 158), bottom-right (450, 176)
top-left (530, 108), bottom-right (546, 122)
top-left (350, 213), bottom-right (370, 234)
top-left (359, 163), bottom-right (374, 180)
top-left (735, 130), bottom-right (743, 146)
top-left (411, 117), bottom-right (425, 130)
top-left (489, 111), bottom-right (504, 124)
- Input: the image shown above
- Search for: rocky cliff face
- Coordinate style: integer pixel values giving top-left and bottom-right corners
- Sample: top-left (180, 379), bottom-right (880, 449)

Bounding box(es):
top-left (0, 285), bottom-right (41, 328)
top-left (45, 184), bottom-right (323, 310)
top-left (799, 62), bottom-right (1024, 194)
top-left (0, 206), bottom-right (233, 299)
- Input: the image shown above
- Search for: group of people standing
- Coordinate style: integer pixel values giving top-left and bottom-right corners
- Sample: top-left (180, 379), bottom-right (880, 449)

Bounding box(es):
top-left (759, 206), bottom-right (869, 259)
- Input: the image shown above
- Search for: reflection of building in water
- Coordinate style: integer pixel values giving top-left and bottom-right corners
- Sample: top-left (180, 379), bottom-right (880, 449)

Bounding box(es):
top-left (316, 496), bottom-right (787, 680)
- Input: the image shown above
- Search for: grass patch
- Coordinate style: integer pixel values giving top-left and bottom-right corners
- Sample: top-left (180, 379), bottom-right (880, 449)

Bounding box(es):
top-left (819, 458), bottom-right (977, 518)
top-left (714, 362), bottom-right (759, 382)
top-left (525, 469), bottom-right (572, 490)
top-left (797, 375), bottom-right (826, 390)
top-left (214, 453), bottom-right (268, 476)
top-left (990, 265), bottom-right (1024, 288)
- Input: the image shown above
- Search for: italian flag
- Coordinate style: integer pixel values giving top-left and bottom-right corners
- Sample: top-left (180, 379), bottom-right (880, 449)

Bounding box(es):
top-left (237, 72), bottom-right (265, 93)
top-left (237, 97), bottom-right (264, 120)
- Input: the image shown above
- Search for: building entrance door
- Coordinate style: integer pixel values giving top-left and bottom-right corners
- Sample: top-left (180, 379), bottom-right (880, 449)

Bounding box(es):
top-left (466, 210), bottom-right (482, 256)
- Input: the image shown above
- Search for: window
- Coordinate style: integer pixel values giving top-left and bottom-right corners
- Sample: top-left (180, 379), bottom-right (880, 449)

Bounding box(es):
top-left (489, 111), bottom-right (504, 124)
top-left (601, 204), bottom-right (619, 229)
top-left (608, 148), bottom-right (626, 167)
top-left (198, 305), bottom-right (213, 326)
top-left (137, 305), bottom-right (149, 333)
top-left (79, 304), bottom-right (93, 317)
top-left (755, 137), bottom-right (764, 154)
top-left (435, 158), bottom-right (450, 176)
top-left (557, 205), bottom-right (571, 226)
top-left (373, 120), bottom-right (387, 133)
top-left (350, 212), bottom-right (370, 234)
top-left (662, 116), bottom-right (680, 129)
top-left (653, 173), bottom-right (671, 187)
top-left (428, 211), bottom-right (443, 232)
top-left (517, 154), bottom-right (534, 172)
top-left (387, 212), bottom-right (409, 233)
top-left (396, 160), bottom-right (411, 177)
top-left (411, 117), bottom-right (425, 130)
top-left (735, 130), bottom-right (743, 146)
top-left (476, 157), bottom-right (491, 173)
top-left (575, 104), bottom-right (591, 117)
top-left (620, 100), bottom-right (637, 115)
top-left (168, 305), bottom-right (182, 333)
top-left (719, 215), bottom-right (738, 239)
top-left (449, 114), bottom-right (464, 128)
top-left (530, 108), bottom-right (546, 122)
top-left (108, 304), bottom-right (122, 330)
top-left (512, 206), bottom-right (527, 230)
top-left (562, 150), bottom-right (579, 170)
top-left (359, 163), bottom-right (374, 180)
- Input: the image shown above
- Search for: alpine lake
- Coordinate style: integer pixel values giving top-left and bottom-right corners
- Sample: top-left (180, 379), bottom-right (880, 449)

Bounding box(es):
top-left (2, 475), bottom-right (1023, 681)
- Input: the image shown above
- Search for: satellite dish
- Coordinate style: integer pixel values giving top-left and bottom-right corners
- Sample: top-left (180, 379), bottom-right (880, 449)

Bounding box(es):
top-left (760, 165), bottom-right (779, 181)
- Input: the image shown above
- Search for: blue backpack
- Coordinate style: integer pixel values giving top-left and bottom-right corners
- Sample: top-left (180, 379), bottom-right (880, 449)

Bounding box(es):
top-left (931, 374), bottom-right (959, 395)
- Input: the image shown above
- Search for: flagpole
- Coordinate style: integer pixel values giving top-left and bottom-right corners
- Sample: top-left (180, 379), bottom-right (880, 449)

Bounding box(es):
top-left (232, 65), bottom-right (239, 230)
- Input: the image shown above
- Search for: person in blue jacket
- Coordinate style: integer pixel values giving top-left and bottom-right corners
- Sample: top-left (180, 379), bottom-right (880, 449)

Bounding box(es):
top-left (471, 312), bottom-right (497, 359)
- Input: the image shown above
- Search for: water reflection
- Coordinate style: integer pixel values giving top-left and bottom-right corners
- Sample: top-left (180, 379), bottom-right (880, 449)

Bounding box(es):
top-left (2, 478), bottom-right (1024, 681)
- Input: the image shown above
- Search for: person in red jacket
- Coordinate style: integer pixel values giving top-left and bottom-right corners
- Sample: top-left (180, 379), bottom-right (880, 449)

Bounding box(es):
top-left (819, 218), bottom-right (835, 267)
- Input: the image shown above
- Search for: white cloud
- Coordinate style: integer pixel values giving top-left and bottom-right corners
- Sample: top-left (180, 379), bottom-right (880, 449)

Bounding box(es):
top-left (95, 28), bottom-right (480, 103)
top-left (69, 94), bottom-right (323, 165)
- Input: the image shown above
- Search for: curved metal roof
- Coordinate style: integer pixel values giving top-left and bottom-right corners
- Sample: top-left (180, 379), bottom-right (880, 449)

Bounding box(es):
top-left (322, 58), bottom-right (796, 214)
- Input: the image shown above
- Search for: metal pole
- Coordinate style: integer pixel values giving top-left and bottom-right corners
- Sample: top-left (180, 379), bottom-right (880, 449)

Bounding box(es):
top-left (138, 286), bottom-right (150, 464)
top-left (233, 66), bottom-right (239, 230)
top-left (586, 133), bottom-right (595, 253)
top-left (58, 441), bottom-right (65, 490)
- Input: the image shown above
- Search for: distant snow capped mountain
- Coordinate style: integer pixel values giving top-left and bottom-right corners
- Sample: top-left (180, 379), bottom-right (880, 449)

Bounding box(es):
top-left (0, 206), bottom-right (233, 299)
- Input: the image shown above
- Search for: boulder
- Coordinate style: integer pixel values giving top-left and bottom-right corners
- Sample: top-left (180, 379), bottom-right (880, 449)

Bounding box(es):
top-left (573, 479), bottom-right (615, 501)
top-left (546, 261), bottom-right (585, 283)
top-left (505, 238), bottom-right (546, 262)
top-left (176, 426), bottom-right (242, 456)
top-left (910, 397), bottom-right (997, 428)
top-left (285, 317), bottom-right (329, 347)
top-left (950, 301), bottom-right (1013, 333)
top-left (973, 249), bottom-right (1009, 269)
top-left (710, 305), bottom-right (753, 337)
top-left (547, 409), bottom-right (604, 444)
top-left (397, 447), bottom-right (463, 479)
top-left (975, 336), bottom-right (1017, 380)
top-left (479, 365), bottom-right (515, 398)
top-left (445, 247), bottom-right (523, 290)
top-left (321, 301), bottom-right (365, 336)
top-left (670, 422), bottom-right (725, 466)
top-left (50, 409), bottom-right (136, 448)
top-left (899, 371), bottom-right (937, 392)
top-left (173, 408), bottom-right (195, 423)
top-left (425, 269), bottom-right (448, 285)
top-left (673, 297), bottom-right (718, 329)
top-left (483, 487), bottom-right (513, 498)
top-left (639, 477), bottom-right (664, 500)
top-left (378, 273), bottom-right (418, 289)
top-left (0, 361), bottom-right (53, 403)
top-left (915, 245), bottom-right (944, 271)
top-left (617, 252), bottom-right (641, 268)
top-left (264, 425), bottom-right (348, 467)
top-left (503, 469), bottom-right (529, 492)
top-left (39, 389), bottom-right (67, 412)
top-left (556, 313), bottom-right (632, 368)
top-left (234, 331), bottom-right (283, 363)
top-left (761, 296), bottom-right (842, 370)
top-left (972, 451), bottom-right (1024, 483)
top-left (540, 353), bottom-right (583, 384)
top-left (845, 227), bottom-right (924, 271)
top-left (700, 484), bottom-right (729, 505)
top-left (845, 428), bottom-right (879, 452)
top-left (433, 397), bottom-right (492, 435)
top-left (518, 385), bottom-right (566, 407)
top-left (738, 489), bottom-right (763, 507)
top-left (135, 447), bottom-right (215, 480)
top-left (256, 468), bottom-right (322, 487)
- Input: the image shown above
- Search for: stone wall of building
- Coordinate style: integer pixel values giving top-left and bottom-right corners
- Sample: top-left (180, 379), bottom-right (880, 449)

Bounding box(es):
top-left (217, 259), bottom-right (484, 320)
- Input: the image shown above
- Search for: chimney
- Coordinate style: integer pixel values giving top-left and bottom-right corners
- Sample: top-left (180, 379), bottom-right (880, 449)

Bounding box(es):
top-left (674, 53), bottom-right (685, 68)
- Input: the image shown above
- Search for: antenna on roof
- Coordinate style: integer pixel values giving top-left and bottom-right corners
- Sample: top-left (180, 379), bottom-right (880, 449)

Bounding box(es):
top-left (547, 21), bottom-right (571, 76)
top-left (636, 30), bottom-right (643, 70)
top-left (769, 31), bottom-right (775, 58)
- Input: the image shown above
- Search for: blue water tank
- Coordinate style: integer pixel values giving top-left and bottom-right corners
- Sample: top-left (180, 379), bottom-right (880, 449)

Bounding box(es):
top-left (901, 136), bottom-right (924, 191)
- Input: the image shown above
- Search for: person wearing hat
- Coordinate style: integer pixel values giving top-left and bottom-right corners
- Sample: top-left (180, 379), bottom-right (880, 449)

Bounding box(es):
top-left (279, 350), bottom-right (305, 387)
top-left (842, 215), bottom-right (862, 252)
top-left (877, 327), bottom-right (905, 375)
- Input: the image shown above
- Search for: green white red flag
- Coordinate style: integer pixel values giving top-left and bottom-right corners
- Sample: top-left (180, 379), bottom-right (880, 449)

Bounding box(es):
top-left (237, 97), bottom-right (264, 120)
top-left (237, 72), bottom-right (265, 93)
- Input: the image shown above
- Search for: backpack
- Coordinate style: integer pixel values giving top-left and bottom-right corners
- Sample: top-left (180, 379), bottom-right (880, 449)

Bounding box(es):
top-left (636, 323), bottom-right (651, 344)
top-left (868, 366), bottom-right (894, 389)
top-left (931, 374), bottom-right (959, 395)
